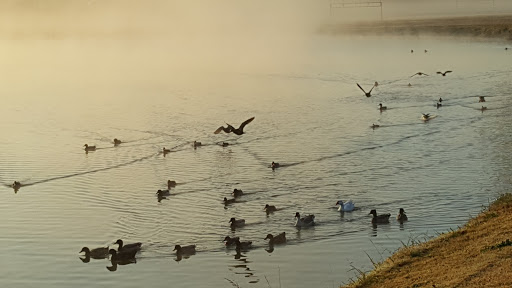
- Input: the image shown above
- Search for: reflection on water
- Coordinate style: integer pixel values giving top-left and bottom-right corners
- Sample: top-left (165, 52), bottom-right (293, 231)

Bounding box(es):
top-left (0, 32), bottom-right (511, 287)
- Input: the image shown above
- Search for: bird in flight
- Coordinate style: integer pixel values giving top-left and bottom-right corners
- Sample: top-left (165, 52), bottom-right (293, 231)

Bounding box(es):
top-left (410, 72), bottom-right (429, 77)
top-left (437, 71), bottom-right (452, 76)
top-left (214, 117), bottom-right (255, 135)
top-left (356, 83), bottom-right (375, 97)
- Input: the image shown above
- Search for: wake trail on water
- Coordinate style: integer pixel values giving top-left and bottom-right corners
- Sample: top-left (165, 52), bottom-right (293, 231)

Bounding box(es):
top-left (5, 153), bottom-right (158, 189)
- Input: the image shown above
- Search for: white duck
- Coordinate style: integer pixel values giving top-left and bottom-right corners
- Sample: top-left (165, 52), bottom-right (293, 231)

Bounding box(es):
top-left (295, 212), bottom-right (315, 227)
top-left (335, 200), bottom-right (355, 212)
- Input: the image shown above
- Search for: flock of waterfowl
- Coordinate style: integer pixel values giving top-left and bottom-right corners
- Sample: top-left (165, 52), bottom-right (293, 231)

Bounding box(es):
top-left (64, 113), bottom-right (415, 269)
top-left (9, 47), bottom-right (501, 271)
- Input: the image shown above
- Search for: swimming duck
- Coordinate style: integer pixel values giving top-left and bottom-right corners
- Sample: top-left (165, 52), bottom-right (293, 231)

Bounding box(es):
top-left (271, 162), bottom-right (280, 169)
top-left (193, 141), bottom-right (202, 148)
top-left (232, 189), bottom-right (243, 197)
top-left (214, 117), bottom-right (255, 135)
top-left (295, 212), bottom-right (315, 227)
top-left (371, 124), bottom-right (380, 129)
top-left (12, 181), bottom-right (21, 189)
top-left (235, 239), bottom-right (252, 250)
top-left (410, 72), bottom-right (428, 77)
top-left (374, 81), bottom-right (379, 87)
top-left (408, 83), bottom-right (412, 87)
top-left (79, 246), bottom-right (109, 259)
top-left (265, 232), bottom-right (286, 245)
top-left (479, 96), bottom-right (486, 103)
top-left (156, 189), bottom-right (170, 197)
top-left (174, 244), bottom-right (196, 255)
top-left (113, 138), bottom-right (122, 146)
top-left (162, 147), bottom-right (171, 154)
top-left (356, 83), bottom-right (375, 97)
top-left (481, 106), bottom-right (487, 112)
top-left (264, 204), bottom-right (277, 213)
top-left (223, 236), bottom-right (240, 246)
top-left (224, 197), bottom-right (236, 205)
top-left (335, 200), bottom-right (355, 212)
top-left (114, 239), bottom-right (142, 252)
top-left (411, 49), bottom-right (414, 53)
top-left (219, 142), bottom-right (229, 147)
top-left (84, 144), bottom-right (96, 151)
top-left (369, 209), bottom-right (391, 224)
top-left (397, 208), bottom-right (408, 222)
top-left (229, 217), bottom-right (245, 228)
top-left (439, 97), bottom-right (443, 103)
top-left (167, 180), bottom-right (177, 189)
top-left (421, 113), bottom-right (431, 121)
top-left (424, 49), bottom-right (428, 53)
top-left (109, 248), bottom-right (137, 262)
top-left (436, 102), bottom-right (442, 109)
top-left (437, 70), bottom-right (452, 76)
top-left (378, 103), bottom-right (387, 111)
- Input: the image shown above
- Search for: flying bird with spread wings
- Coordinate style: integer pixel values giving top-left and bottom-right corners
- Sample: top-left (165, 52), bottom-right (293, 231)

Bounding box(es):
top-left (410, 72), bottom-right (429, 77)
top-left (214, 117), bottom-right (255, 135)
top-left (437, 71), bottom-right (453, 76)
top-left (356, 83), bottom-right (375, 97)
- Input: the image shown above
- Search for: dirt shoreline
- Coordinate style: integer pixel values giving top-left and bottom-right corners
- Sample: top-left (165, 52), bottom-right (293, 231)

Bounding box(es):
top-left (320, 15), bottom-right (512, 41)
top-left (342, 194), bottom-right (512, 288)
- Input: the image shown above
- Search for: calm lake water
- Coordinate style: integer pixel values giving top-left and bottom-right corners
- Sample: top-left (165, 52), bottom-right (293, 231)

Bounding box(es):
top-left (1, 29), bottom-right (511, 288)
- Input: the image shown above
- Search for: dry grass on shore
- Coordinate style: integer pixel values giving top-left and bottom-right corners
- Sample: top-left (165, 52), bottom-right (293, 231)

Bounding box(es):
top-left (343, 193), bottom-right (512, 288)
top-left (321, 15), bottom-right (512, 40)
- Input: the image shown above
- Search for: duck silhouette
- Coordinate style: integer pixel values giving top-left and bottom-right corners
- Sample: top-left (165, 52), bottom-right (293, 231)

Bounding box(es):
top-left (84, 144), bottom-right (96, 151)
top-left (265, 232), bottom-right (286, 245)
top-left (223, 236), bottom-right (240, 246)
top-left (79, 246), bottom-right (109, 259)
top-left (369, 209), bottom-right (391, 224)
top-left (264, 204), bottom-right (277, 213)
top-left (114, 239), bottom-right (142, 252)
top-left (397, 208), bottom-right (408, 222)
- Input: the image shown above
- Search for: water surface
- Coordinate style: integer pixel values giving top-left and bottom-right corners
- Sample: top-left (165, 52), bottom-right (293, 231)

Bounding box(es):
top-left (1, 33), bottom-right (511, 288)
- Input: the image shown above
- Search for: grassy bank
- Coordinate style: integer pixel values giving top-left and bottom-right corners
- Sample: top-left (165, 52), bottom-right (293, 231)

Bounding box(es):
top-left (343, 194), bottom-right (512, 288)
top-left (320, 15), bottom-right (512, 41)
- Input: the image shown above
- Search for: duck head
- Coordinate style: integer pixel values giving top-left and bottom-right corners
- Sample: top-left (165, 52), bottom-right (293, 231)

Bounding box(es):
top-left (295, 212), bottom-right (301, 218)
top-left (264, 234), bottom-right (274, 240)
top-left (79, 247), bottom-right (90, 254)
top-left (114, 239), bottom-right (123, 247)
top-left (399, 208), bottom-right (406, 214)
top-left (229, 217), bottom-right (236, 223)
top-left (335, 200), bottom-right (343, 206)
top-left (173, 245), bottom-right (181, 251)
top-left (369, 209), bottom-right (378, 216)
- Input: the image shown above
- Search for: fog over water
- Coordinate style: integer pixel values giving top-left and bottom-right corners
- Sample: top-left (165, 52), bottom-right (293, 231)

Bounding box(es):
top-left (1, 1), bottom-right (512, 288)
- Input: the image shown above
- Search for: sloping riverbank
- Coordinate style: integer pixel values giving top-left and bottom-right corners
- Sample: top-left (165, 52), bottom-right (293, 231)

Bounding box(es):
top-left (343, 194), bottom-right (512, 288)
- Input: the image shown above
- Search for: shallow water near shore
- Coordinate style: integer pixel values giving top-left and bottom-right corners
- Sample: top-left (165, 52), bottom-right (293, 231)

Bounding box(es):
top-left (1, 33), bottom-right (511, 288)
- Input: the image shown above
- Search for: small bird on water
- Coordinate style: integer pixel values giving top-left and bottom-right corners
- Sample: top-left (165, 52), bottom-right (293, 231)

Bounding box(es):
top-left (214, 117), bottom-right (255, 135)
